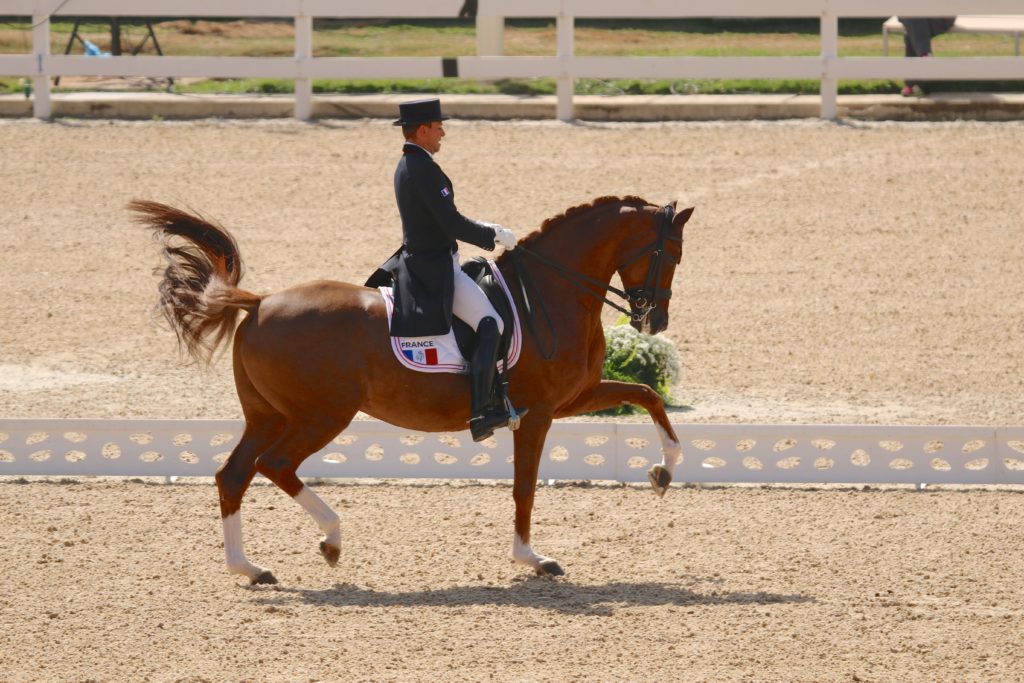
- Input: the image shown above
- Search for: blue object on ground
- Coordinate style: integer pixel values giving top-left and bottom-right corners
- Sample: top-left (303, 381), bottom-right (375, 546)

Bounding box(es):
top-left (84, 40), bottom-right (111, 57)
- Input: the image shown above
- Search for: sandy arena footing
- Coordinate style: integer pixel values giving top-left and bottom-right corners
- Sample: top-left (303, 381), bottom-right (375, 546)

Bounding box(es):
top-left (1, 117), bottom-right (1022, 682)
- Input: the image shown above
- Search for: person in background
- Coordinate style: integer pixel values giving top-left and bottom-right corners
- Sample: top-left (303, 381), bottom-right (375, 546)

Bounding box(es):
top-left (458, 0), bottom-right (477, 20)
top-left (898, 16), bottom-right (956, 96)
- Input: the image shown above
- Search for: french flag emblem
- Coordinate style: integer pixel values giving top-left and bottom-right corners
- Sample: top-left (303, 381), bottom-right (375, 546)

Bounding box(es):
top-left (441, 186), bottom-right (451, 198)
top-left (403, 348), bottom-right (439, 365)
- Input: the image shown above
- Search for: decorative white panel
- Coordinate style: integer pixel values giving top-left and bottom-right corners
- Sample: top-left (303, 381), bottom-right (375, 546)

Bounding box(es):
top-left (0, 420), bottom-right (1022, 486)
top-left (667, 424), bottom-right (1024, 486)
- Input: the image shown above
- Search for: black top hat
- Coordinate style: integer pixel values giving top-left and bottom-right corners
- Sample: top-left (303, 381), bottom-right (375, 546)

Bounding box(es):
top-left (392, 98), bottom-right (449, 126)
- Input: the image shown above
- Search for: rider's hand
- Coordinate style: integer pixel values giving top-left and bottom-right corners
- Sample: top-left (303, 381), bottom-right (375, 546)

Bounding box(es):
top-left (494, 227), bottom-right (517, 251)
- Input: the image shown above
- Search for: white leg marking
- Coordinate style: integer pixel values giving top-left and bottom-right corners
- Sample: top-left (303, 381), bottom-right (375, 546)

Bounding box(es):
top-left (222, 512), bottom-right (268, 581)
top-left (655, 423), bottom-right (683, 472)
top-left (512, 533), bottom-right (554, 570)
top-left (294, 485), bottom-right (341, 548)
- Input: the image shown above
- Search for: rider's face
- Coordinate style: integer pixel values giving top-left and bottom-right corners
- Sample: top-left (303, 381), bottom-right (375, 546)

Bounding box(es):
top-left (417, 121), bottom-right (445, 154)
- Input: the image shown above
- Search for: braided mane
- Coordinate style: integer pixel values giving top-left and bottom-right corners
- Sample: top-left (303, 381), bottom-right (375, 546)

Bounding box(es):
top-left (518, 195), bottom-right (651, 247)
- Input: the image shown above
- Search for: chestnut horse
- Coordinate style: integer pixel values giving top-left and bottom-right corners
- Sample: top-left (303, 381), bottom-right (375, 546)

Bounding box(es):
top-left (132, 196), bottom-right (693, 584)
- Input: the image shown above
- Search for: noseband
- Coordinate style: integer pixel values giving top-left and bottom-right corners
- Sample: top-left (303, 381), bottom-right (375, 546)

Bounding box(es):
top-left (511, 204), bottom-right (681, 359)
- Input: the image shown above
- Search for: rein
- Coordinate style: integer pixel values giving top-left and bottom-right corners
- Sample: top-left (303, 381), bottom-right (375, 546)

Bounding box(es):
top-left (510, 204), bottom-right (680, 360)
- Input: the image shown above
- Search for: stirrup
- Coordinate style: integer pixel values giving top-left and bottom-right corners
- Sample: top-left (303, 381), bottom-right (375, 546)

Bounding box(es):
top-left (505, 397), bottom-right (528, 431)
top-left (468, 401), bottom-right (528, 442)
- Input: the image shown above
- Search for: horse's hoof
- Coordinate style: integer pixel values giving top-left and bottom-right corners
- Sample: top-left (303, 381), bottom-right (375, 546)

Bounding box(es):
top-left (320, 540), bottom-right (340, 567)
top-left (251, 570), bottom-right (278, 585)
top-left (537, 559), bottom-right (565, 577)
top-left (647, 465), bottom-right (672, 498)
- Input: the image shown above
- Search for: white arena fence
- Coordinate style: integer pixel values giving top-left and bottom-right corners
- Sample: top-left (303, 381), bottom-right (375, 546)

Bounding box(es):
top-left (2, 0), bottom-right (1022, 121)
top-left (2, 419), bottom-right (1023, 486)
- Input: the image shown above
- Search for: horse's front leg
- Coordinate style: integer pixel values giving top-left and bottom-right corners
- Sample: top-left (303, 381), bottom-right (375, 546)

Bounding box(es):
top-left (556, 380), bottom-right (683, 497)
top-left (510, 414), bottom-right (564, 576)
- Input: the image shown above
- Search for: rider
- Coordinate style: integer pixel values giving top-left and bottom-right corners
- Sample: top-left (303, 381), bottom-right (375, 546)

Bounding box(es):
top-left (370, 98), bottom-right (521, 442)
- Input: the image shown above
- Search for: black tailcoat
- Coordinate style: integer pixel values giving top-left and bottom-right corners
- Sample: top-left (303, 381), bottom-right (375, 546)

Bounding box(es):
top-left (368, 143), bottom-right (496, 337)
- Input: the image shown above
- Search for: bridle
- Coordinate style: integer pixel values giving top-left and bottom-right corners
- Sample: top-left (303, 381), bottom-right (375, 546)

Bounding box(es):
top-left (510, 204), bottom-right (681, 359)
top-left (615, 204), bottom-right (682, 323)
top-left (517, 204), bottom-right (680, 322)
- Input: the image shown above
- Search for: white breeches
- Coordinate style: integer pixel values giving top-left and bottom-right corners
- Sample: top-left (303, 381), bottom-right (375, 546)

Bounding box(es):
top-left (452, 253), bottom-right (503, 334)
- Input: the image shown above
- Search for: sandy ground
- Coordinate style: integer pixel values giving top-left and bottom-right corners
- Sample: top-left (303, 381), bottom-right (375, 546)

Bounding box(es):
top-left (1, 479), bottom-right (1022, 682)
top-left (1, 117), bottom-right (1023, 425)
top-left (1, 118), bottom-right (1023, 681)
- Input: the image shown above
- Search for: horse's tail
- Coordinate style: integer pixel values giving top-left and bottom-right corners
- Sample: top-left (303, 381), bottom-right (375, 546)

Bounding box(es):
top-left (129, 199), bottom-right (263, 366)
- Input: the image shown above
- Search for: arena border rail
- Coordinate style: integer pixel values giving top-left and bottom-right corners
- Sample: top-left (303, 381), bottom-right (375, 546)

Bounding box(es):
top-left (1, 0), bottom-right (1022, 121)
top-left (1, 419), bottom-right (1022, 486)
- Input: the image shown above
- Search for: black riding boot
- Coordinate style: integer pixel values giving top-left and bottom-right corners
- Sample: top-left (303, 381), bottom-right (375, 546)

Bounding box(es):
top-left (469, 317), bottom-right (510, 442)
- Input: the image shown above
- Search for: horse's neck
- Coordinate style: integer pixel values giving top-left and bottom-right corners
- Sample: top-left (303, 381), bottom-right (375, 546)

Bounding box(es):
top-left (515, 207), bottom-right (629, 330)
top-left (532, 209), bottom-right (623, 283)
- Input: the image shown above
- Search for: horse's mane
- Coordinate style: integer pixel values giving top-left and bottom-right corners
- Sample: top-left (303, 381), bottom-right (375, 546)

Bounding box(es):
top-left (517, 195), bottom-right (651, 248)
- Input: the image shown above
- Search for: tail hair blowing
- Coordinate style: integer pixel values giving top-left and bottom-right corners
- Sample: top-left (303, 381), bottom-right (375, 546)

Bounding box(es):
top-left (129, 199), bottom-right (262, 366)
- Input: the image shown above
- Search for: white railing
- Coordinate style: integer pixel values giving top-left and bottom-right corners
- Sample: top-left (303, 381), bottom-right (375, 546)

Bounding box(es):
top-left (1, 419), bottom-right (1023, 486)
top-left (2, 1), bottom-right (1022, 121)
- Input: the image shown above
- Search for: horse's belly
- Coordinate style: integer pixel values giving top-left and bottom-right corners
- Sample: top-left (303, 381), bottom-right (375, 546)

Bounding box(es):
top-left (237, 283), bottom-right (488, 434)
top-left (361, 370), bottom-right (473, 433)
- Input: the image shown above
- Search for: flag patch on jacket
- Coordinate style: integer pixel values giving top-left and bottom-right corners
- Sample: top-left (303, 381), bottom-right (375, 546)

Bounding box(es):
top-left (440, 186), bottom-right (451, 198)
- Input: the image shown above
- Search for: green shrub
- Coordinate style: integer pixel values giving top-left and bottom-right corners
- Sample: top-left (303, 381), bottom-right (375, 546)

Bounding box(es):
top-left (597, 321), bottom-right (681, 415)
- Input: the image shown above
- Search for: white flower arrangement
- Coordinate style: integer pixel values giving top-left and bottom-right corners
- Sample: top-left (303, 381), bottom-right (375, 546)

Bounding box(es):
top-left (604, 324), bottom-right (680, 383)
top-left (600, 321), bottom-right (681, 414)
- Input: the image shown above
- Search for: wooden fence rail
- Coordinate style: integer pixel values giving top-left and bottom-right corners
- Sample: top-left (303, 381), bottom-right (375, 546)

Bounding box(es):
top-left (1, 1), bottom-right (1022, 120)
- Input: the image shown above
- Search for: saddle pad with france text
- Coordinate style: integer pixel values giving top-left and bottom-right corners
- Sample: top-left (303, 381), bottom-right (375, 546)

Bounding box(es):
top-left (379, 260), bottom-right (522, 375)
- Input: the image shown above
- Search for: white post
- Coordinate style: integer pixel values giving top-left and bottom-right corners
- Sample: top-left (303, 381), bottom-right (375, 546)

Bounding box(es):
top-left (294, 13), bottom-right (313, 120)
top-left (476, 15), bottom-right (504, 56)
top-left (32, 13), bottom-right (51, 120)
top-left (820, 11), bottom-right (838, 120)
top-left (556, 10), bottom-right (574, 122)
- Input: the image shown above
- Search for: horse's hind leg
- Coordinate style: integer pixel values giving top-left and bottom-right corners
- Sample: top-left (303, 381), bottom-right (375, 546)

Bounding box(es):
top-left (253, 415), bottom-right (354, 574)
top-left (214, 342), bottom-right (293, 584)
top-left (216, 415), bottom-right (286, 585)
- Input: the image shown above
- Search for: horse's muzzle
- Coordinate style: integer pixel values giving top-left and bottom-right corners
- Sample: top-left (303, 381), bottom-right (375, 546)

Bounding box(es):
top-left (633, 307), bottom-right (668, 335)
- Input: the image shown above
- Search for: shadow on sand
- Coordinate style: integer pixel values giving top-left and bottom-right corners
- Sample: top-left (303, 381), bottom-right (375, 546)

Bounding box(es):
top-left (250, 578), bottom-right (813, 616)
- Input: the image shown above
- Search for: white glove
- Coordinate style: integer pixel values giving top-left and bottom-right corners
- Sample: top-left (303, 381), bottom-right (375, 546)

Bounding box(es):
top-left (494, 227), bottom-right (517, 251)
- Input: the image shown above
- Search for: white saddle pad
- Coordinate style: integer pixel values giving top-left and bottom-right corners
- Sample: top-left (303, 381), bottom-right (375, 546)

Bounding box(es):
top-left (379, 260), bottom-right (522, 375)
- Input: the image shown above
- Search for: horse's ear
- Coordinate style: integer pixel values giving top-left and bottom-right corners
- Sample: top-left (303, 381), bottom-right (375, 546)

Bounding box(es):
top-left (673, 206), bottom-right (694, 229)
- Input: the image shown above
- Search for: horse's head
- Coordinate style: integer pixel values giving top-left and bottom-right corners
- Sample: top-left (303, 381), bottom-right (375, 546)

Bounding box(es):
top-left (615, 201), bottom-right (693, 335)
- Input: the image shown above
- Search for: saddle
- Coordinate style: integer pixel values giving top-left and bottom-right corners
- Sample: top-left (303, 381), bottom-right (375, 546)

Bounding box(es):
top-left (451, 257), bottom-right (516, 363)
top-left (374, 258), bottom-right (522, 375)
